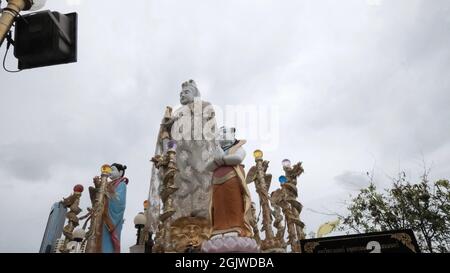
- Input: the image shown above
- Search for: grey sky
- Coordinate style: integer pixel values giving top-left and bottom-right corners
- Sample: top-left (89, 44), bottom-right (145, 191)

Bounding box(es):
top-left (0, 0), bottom-right (449, 252)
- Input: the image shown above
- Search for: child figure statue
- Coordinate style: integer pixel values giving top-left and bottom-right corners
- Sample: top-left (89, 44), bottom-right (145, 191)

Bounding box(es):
top-left (201, 127), bottom-right (259, 253)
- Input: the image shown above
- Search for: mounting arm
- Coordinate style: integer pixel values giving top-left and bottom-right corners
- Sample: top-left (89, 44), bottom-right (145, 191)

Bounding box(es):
top-left (0, 0), bottom-right (32, 47)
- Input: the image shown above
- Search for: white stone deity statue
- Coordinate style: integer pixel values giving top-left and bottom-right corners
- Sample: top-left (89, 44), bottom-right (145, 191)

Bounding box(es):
top-left (147, 80), bottom-right (220, 232)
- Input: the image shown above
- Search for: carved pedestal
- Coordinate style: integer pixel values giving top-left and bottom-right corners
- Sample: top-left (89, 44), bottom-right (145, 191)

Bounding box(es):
top-left (169, 217), bottom-right (211, 253)
top-left (129, 245), bottom-right (145, 253)
top-left (201, 236), bottom-right (260, 253)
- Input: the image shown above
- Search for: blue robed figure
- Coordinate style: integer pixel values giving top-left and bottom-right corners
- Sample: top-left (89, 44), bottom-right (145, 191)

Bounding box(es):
top-left (101, 163), bottom-right (128, 253)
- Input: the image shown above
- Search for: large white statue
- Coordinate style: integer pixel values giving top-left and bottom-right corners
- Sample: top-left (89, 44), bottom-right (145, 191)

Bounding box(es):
top-left (148, 80), bottom-right (219, 231)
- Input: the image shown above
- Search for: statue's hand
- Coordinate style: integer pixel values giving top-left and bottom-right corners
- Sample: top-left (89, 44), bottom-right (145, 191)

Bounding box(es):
top-left (93, 176), bottom-right (101, 188)
top-left (161, 116), bottom-right (179, 128)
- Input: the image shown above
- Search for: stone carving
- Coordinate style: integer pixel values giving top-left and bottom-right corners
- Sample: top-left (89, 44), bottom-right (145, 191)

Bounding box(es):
top-left (202, 236), bottom-right (260, 253)
top-left (249, 202), bottom-right (261, 245)
top-left (247, 151), bottom-right (283, 252)
top-left (270, 192), bottom-right (287, 250)
top-left (169, 216), bottom-right (211, 253)
top-left (279, 160), bottom-right (305, 253)
top-left (60, 184), bottom-right (84, 252)
top-left (147, 80), bottom-right (219, 252)
top-left (151, 143), bottom-right (179, 253)
top-left (170, 80), bottom-right (219, 220)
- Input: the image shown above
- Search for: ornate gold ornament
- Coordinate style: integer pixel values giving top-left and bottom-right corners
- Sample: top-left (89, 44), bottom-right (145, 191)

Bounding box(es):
top-left (169, 217), bottom-right (212, 252)
top-left (151, 141), bottom-right (179, 253)
top-left (247, 150), bottom-right (283, 252)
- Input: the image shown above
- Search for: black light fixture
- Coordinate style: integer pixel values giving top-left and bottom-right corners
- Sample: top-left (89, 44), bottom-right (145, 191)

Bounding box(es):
top-left (145, 231), bottom-right (154, 253)
top-left (134, 212), bottom-right (147, 246)
top-left (13, 10), bottom-right (77, 70)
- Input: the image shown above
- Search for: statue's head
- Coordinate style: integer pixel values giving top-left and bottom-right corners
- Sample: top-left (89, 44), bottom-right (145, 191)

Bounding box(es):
top-left (180, 79), bottom-right (201, 105)
top-left (110, 163), bottom-right (127, 180)
top-left (218, 126), bottom-right (236, 151)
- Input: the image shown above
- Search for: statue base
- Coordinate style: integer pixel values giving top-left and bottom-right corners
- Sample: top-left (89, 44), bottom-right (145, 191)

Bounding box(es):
top-left (129, 245), bottom-right (145, 253)
top-left (262, 247), bottom-right (286, 253)
top-left (260, 238), bottom-right (284, 252)
top-left (170, 216), bottom-right (211, 253)
top-left (201, 236), bottom-right (260, 253)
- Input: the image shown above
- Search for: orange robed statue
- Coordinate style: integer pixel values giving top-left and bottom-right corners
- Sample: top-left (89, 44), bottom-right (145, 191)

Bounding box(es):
top-left (201, 127), bottom-right (259, 253)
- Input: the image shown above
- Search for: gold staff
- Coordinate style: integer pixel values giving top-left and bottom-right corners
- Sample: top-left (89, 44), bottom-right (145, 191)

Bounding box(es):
top-left (250, 149), bottom-right (283, 251)
top-left (151, 140), bottom-right (178, 252)
top-left (281, 159), bottom-right (305, 252)
top-left (85, 164), bottom-right (112, 253)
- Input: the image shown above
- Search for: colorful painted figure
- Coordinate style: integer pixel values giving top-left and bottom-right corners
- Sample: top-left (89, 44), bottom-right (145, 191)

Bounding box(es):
top-left (206, 127), bottom-right (253, 238)
top-left (101, 163), bottom-right (128, 253)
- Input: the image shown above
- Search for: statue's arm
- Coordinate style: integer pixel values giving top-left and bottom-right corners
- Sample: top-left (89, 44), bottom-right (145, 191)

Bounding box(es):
top-left (206, 159), bottom-right (218, 172)
top-left (223, 148), bottom-right (246, 166)
top-left (206, 147), bottom-right (225, 171)
top-left (161, 115), bottom-right (179, 129)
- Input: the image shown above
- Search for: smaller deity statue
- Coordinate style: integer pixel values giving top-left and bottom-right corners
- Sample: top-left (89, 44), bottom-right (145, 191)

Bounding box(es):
top-left (201, 127), bottom-right (259, 253)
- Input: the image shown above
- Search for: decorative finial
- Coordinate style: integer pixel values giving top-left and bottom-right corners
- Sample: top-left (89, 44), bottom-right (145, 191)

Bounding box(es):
top-left (73, 184), bottom-right (84, 193)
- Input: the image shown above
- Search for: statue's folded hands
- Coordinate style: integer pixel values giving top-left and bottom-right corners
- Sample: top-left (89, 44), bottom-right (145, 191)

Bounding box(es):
top-left (223, 149), bottom-right (246, 166)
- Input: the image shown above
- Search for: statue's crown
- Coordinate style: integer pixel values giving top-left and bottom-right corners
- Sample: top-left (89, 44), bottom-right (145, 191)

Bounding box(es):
top-left (182, 79), bottom-right (197, 90)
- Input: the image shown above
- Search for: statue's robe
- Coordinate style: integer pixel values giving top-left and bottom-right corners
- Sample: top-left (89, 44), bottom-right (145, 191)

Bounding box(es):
top-left (170, 98), bottom-right (219, 220)
top-left (147, 98), bottom-right (219, 236)
top-left (101, 177), bottom-right (128, 253)
top-left (209, 140), bottom-right (253, 237)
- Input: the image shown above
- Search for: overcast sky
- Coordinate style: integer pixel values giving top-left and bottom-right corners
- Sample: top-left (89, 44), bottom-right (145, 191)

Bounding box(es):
top-left (1, 0), bottom-right (449, 252)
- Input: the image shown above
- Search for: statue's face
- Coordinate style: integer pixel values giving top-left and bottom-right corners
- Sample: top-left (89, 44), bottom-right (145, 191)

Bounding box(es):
top-left (110, 166), bottom-right (122, 180)
top-left (218, 129), bottom-right (235, 149)
top-left (180, 87), bottom-right (195, 105)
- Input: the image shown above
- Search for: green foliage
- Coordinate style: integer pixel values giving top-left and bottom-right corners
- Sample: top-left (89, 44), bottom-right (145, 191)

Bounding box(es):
top-left (339, 171), bottom-right (450, 253)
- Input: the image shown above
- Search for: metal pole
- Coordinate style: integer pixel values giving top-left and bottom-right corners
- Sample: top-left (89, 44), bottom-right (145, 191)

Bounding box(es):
top-left (136, 226), bottom-right (142, 245)
top-left (0, 0), bottom-right (30, 46)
